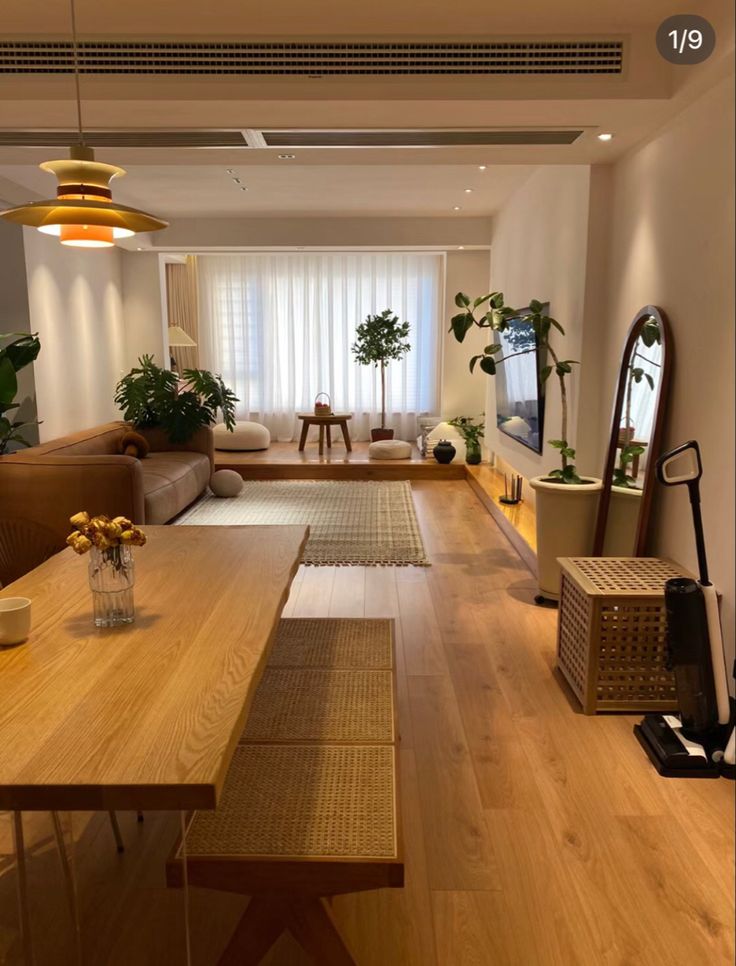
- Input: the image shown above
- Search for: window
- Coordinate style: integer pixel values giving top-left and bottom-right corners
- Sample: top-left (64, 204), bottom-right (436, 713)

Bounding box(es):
top-left (197, 252), bottom-right (442, 441)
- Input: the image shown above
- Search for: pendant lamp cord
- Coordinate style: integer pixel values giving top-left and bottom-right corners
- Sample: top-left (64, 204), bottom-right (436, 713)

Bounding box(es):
top-left (69, 0), bottom-right (85, 145)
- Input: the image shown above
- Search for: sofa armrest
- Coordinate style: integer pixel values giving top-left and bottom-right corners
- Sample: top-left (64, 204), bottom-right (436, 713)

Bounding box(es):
top-left (0, 454), bottom-right (145, 543)
top-left (138, 425), bottom-right (215, 474)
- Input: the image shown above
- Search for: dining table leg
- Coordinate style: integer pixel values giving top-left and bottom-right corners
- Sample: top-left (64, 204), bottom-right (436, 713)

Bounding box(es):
top-left (11, 812), bottom-right (34, 966)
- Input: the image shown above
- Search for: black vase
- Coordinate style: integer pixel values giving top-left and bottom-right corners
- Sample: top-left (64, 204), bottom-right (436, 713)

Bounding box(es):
top-left (433, 440), bottom-right (456, 464)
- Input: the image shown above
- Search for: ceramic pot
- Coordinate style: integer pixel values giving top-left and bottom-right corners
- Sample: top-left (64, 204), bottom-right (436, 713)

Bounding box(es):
top-left (371, 428), bottom-right (394, 442)
top-left (433, 440), bottom-right (457, 464)
top-left (529, 476), bottom-right (603, 601)
top-left (602, 484), bottom-right (642, 556)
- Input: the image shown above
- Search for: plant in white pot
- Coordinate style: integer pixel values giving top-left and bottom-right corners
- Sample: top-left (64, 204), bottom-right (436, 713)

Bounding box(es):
top-left (352, 309), bottom-right (411, 442)
top-left (450, 292), bottom-right (602, 603)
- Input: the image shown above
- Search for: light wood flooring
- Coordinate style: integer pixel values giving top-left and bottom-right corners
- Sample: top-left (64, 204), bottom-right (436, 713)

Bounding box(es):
top-left (0, 480), bottom-right (733, 966)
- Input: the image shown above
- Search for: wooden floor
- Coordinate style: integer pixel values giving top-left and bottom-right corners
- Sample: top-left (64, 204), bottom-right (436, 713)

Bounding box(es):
top-left (215, 440), bottom-right (466, 479)
top-left (1, 480), bottom-right (733, 966)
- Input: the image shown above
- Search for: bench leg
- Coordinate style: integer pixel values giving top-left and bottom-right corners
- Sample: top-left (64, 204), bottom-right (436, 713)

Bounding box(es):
top-left (318, 424), bottom-right (325, 456)
top-left (286, 897), bottom-right (357, 966)
top-left (298, 420), bottom-right (310, 452)
top-left (326, 424), bottom-right (332, 448)
top-left (218, 895), bottom-right (286, 966)
top-left (218, 895), bottom-right (356, 966)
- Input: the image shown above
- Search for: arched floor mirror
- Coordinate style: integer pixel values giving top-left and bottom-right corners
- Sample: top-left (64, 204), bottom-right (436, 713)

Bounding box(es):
top-left (593, 305), bottom-right (672, 556)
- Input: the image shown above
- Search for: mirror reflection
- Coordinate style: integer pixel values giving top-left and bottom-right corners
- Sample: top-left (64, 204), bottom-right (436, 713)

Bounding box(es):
top-left (595, 307), bottom-right (671, 556)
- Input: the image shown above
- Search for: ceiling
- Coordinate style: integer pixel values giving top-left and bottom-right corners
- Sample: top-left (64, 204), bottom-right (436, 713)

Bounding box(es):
top-left (0, 162), bottom-right (537, 218)
top-left (0, 0), bottom-right (731, 226)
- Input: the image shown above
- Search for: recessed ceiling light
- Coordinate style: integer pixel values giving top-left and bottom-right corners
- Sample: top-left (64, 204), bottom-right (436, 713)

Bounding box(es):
top-left (226, 168), bottom-right (235, 174)
top-left (240, 186), bottom-right (248, 191)
top-left (464, 188), bottom-right (473, 193)
top-left (458, 245), bottom-right (465, 250)
top-left (597, 133), bottom-right (614, 142)
top-left (232, 177), bottom-right (241, 184)
top-left (278, 153), bottom-right (296, 160)
top-left (453, 206), bottom-right (462, 211)
top-left (478, 165), bottom-right (487, 171)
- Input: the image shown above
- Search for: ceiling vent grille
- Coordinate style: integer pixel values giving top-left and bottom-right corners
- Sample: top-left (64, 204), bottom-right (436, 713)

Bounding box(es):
top-left (0, 40), bottom-right (624, 76)
top-left (0, 130), bottom-right (248, 148)
top-left (262, 130), bottom-right (583, 147)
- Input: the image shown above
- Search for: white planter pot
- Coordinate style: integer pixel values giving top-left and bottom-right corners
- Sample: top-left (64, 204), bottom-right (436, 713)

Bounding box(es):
top-left (529, 476), bottom-right (603, 601)
top-left (602, 485), bottom-right (643, 557)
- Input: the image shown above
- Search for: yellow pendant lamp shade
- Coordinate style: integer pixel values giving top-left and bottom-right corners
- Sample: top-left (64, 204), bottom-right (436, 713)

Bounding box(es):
top-left (0, 145), bottom-right (168, 248)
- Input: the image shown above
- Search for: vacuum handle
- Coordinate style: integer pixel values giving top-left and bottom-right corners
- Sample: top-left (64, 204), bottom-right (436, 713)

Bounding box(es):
top-left (656, 440), bottom-right (703, 486)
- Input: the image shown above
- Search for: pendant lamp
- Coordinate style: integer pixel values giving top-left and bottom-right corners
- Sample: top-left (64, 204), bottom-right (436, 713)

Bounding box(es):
top-left (0, 0), bottom-right (167, 247)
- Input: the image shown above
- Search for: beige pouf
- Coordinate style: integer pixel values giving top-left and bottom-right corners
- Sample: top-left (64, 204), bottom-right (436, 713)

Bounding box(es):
top-left (368, 439), bottom-right (412, 460)
top-left (210, 469), bottom-right (244, 498)
top-left (213, 421), bottom-right (270, 451)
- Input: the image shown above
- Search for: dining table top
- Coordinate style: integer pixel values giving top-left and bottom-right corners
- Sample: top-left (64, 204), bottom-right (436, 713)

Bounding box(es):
top-left (0, 524), bottom-right (308, 812)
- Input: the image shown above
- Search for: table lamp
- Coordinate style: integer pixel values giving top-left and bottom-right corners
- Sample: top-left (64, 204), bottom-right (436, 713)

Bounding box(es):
top-left (167, 325), bottom-right (197, 371)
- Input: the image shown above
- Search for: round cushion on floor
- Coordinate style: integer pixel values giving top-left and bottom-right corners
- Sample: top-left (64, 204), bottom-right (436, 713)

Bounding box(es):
top-left (210, 469), bottom-right (244, 498)
top-left (213, 421), bottom-right (271, 451)
top-left (368, 439), bottom-right (412, 460)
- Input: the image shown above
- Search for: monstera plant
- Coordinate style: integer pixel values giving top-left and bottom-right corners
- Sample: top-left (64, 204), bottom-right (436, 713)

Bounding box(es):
top-left (115, 355), bottom-right (238, 444)
top-left (0, 332), bottom-right (41, 455)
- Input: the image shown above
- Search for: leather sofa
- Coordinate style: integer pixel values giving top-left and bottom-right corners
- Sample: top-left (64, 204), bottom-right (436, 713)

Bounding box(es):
top-left (0, 421), bottom-right (214, 547)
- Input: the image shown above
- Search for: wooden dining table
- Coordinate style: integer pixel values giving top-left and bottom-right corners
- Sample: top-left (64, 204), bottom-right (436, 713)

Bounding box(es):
top-left (0, 524), bottom-right (308, 813)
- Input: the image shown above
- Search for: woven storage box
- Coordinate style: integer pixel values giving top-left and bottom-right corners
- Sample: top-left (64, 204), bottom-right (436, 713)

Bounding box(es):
top-left (557, 557), bottom-right (688, 714)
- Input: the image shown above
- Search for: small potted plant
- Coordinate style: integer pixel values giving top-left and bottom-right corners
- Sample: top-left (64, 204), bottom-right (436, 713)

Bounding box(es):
top-left (448, 415), bottom-right (485, 465)
top-left (0, 331), bottom-right (41, 455)
top-left (352, 309), bottom-right (411, 441)
top-left (115, 355), bottom-right (237, 443)
top-left (451, 293), bottom-right (602, 602)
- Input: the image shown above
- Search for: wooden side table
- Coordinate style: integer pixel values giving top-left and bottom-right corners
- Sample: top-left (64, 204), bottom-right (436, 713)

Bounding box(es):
top-left (297, 413), bottom-right (352, 455)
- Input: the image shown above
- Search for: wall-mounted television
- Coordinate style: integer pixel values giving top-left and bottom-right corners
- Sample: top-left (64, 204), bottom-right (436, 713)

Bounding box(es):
top-left (493, 304), bottom-right (548, 454)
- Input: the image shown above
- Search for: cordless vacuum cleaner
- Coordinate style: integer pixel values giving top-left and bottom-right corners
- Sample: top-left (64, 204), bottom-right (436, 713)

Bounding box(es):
top-left (634, 440), bottom-right (735, 779)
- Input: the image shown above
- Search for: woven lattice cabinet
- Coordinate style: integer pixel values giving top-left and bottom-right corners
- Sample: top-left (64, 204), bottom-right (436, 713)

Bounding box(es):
top-left (556, 557), bottom-right (688, 714)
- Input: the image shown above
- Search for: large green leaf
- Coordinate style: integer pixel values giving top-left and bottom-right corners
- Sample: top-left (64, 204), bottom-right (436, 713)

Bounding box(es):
top-left (479, 356), bottom-right (497, 375)
top-left (1, 333), bottom-right (41, 372)
top-left (454, 292), bottom-right (471, 308)
top-left (450, 313), bottom-right (475, 343)
top-left (0, 356), bottom-right (18, 405)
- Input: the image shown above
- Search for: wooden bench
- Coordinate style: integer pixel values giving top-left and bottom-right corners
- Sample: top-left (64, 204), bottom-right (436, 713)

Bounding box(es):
top-left (167, 618), bottom-right (402, 965)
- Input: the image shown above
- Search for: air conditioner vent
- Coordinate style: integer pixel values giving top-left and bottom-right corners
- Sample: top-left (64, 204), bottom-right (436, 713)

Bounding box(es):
top-left (262, 130), bottom-right (583, 147)
top-left (0, 40), bottom-right (624, 76)
top-left (0, 130), bottom-right (247, 148)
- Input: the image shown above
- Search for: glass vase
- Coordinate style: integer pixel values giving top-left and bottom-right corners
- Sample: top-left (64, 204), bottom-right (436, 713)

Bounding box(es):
top-left (465, 441), bottom-right (482, 465)
top-left (88, 545), bottom-right (135, 627)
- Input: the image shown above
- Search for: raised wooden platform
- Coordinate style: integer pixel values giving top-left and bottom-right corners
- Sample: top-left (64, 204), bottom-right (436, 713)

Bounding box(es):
top-left (215, 442), bottom-right (466, 481)
top-left (465, 464), bottom-right (537, 575)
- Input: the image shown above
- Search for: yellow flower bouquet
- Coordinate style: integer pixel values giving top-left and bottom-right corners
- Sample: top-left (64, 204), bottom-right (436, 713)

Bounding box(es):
top-left (67, 513), bottom-right (146, 627)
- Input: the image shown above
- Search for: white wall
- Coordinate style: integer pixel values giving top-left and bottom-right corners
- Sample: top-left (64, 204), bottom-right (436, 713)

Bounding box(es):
top-left (121, 251), bottom-right (167, 369)
top-left (23, 229), bottom-right (127, 440)
top-left (442, 250), bottom-right (491, 419)
top-left (482, 166), bottom-right (592, 484)
top-left (597, 73), bottom-right (735, 677)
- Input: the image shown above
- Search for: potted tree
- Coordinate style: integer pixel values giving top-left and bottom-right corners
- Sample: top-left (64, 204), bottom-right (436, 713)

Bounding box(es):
top-left (448, 415), bottom-right (485, 465)
top-left (0, 332), bottom-right (41, 455)
top-left (115, 355), bottom-right (237, 443)
top-left (450, 293), bottom-right (602, 602)
top-left (352, 309), bottom-right (411, 441)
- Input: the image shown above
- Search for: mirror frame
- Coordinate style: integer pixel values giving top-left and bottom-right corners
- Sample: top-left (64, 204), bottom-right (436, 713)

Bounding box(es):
top-left (593, 305), bottom-right (672, 556)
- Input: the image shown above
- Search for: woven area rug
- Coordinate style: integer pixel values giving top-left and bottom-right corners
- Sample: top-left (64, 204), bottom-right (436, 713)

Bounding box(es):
top-left (175, 479), bottom-right (429, 567)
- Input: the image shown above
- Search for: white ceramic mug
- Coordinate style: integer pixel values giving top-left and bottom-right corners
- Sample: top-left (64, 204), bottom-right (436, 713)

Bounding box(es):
top-left (0, 597), bottom-right (32, 646)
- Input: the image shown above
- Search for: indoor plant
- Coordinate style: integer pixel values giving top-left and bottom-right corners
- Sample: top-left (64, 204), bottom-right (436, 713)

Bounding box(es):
top-left (448, 415), bottom-right (485, 465)
top-left (352, 309), bottom-right (411, 441)
top-left (115, 355), bottom-right (238, 444)
top-left (450, 292), bottom-right (602, 601)
top-left (0, 332), bottom-right (41, 455)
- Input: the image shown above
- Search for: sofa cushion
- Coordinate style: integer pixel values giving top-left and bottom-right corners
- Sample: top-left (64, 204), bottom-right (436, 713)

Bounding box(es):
top-left (142, 452), bottom-right (211, 524)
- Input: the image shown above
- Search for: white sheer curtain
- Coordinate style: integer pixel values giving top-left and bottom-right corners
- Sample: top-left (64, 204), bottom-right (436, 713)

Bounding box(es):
top-left (196, 252), bottom-right (442, 441)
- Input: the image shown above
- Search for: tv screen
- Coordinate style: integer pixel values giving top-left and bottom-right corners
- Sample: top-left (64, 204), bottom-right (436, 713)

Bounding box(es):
top-left (493, 306), bottom-right (547, 454)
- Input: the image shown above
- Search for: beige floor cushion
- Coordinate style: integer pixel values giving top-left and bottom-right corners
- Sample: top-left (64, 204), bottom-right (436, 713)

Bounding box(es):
top-left (210, 469), bottom-right (245, 497)
top-left (214, 421), bottom-right (271, 451)
top-left (368, 439), bottom-right (412, 460)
